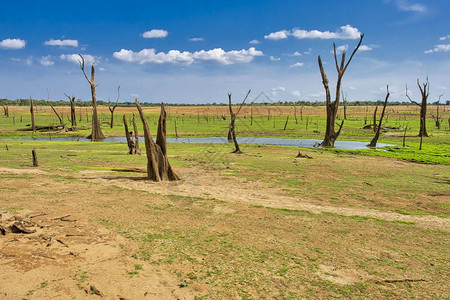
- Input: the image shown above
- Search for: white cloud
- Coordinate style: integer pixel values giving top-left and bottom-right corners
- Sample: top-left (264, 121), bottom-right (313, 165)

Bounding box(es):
top-left (292, 51), bottom-right (302, 56)
top-left (270, 56), bottom-right (280, 61)
top-left (189, 37), bottom-right (204, 42)
top-left (113, 47), bottom-right (263, 65)
top-left (39, 55), bottom-right (54, 66)
top-left (359, 45), bottom-right (373, 51)
top-left (291, 90), bottom-right (301, 98)
top-left (272, 86), bottom-right (286, 92)
top-left (424, 44), bottom-right (450, 54)
top-left (113, 48), bottom-right (193, 64)
top-left (12, 57), bottom-right (32, 65)
top-left (293, 25), bottom-right (361, 39)
top-left (265, 25), bottom-right (361, 41)
top-left (335, 44), bottom-right (349, 54)
top-left (289, 62), bottom-right (304, 68)
top-left (44, 39), bottom-right (78, 47)
top-left (0, 38), bottom-right (26, 50)
top-left (60, 54), bottom-right (97, 65)
top-left (395, 0), bottom-right (427, 13)
top-left (249, 39), bottom-right (260, 44)
top-left (264, 30), bottom-right (289, 40)
top-left (142, 29), bottom-right (168, 39)
top-left (440, 35), bottom-right (450, 41)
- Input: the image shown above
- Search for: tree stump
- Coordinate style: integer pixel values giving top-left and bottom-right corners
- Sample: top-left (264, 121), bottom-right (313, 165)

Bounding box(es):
top-left (135, 99), bottom-right (179, 181)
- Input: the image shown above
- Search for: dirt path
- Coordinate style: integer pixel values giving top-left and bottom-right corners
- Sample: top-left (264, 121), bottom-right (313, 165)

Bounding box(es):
top-left (73, 167), bottom-right (450, 232)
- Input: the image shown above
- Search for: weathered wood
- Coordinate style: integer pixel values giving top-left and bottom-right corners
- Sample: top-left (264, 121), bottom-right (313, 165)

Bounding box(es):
top-left (32, 149), bottom-right (38, 167)
top-left (79, 54), bottom-right (105, 140)
top-left (132, 113), bottom-right (141, 155)
top-left (30, 96), bottom-right (36, 133)
top-left (64, 93), bottom-right (77, 127)
top-left (108, 85), bottom-right (120, 128)
top-left (135, 99), bottom-right (179, 181)
top-left (369, 86), bottom-right (390, 148)
top-left (318, 34), bottom-right (364, 147)
top-left (123, 114), bottom-right (135, 154)
top-left (228, 90), bottom-right (251, 154)
top-left (405, 78), bottom-right (429, 137)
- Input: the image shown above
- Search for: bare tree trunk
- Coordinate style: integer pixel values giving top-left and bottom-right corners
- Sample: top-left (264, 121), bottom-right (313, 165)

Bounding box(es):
top-left (318, 34), bottom-right (364, 147)
top-left (64, 93), bottom-right (77, 127)
top-left (108, 85), bottom-right (120, 128)
top-left (373, 106), bottom-right (378, 133)
top-left (406, 78), bottom-right (429, 137)
top-left (30, 96), bottom-right (36, 133)
top-left (369, 86), bottom-right (390, 148)
top-left (123, 114), bottom-right (135, 154)
top-left (228, 90), bottom-right (251, 154)
top-left (431, 94), bottom-right (443, 129)
top-left (342, 92), bottom-right (348, 120)
top-left (132, 113), bottom-right (141, 155)
top-left (283, 114), bottom-right (289, 130)
top-left (47, 101), bottom-right (68, 131)
top-left (78, 54), bottom-right (105, 140)
top-left (135, 99), bottom-right (179, 181)
top-left (32, 149), bottom-right (38, 167)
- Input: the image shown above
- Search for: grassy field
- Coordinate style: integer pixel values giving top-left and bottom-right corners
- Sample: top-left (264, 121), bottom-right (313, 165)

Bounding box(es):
top-left (0, 105), bottom-right (449, 298)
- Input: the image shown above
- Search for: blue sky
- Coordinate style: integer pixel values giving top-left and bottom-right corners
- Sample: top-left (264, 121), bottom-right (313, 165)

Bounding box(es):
top-left (0, 0), bottom-right (449, 103)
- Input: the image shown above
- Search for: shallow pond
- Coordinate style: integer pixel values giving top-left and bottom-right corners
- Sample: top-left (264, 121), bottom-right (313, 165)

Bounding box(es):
top-left (1, 136), bottom-right (392, 150)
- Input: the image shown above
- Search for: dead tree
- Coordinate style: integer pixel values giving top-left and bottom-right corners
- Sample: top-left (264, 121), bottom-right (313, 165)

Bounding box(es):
top-left (228, 90), bottom-right (251, 154)
top-left (369, 86), bottom-right (390, 148)
top-left (78, 54), bottom-right (105, 140)
top-left (342, 92), bottom-right (348, 120)
top-left (47, 90), bottom-right (68, 131)
top-left (431, 94), bottom-right (443, 129)
top-left (132, 113), bottom-right (141, 155)
top-left (108, 85), bottom-right (120, 128)
top-left (2, 105), bottom-right (8, 117)
top-left (135, 99), bottom-right (179, 181)
top-left (32, 149), bottom-right (38, 167)
top-left (30, 96), bottom-right (36, 133)
top-left (405, 78), bottom-right (429, 137)
top-left (372, 106), bottom-right (378, 133)
top-left (64, 93), bottom-right (77, 127)
top-left (318, 34), bottom-right (364, 147)
top-left (123, 114), bottom-right (136, 154)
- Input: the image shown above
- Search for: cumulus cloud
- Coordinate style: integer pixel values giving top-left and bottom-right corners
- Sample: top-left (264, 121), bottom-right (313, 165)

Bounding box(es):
top-left (44, 39), bottom-right (78, 47)
top-left (440, 35), bottom-right (450, 41)
top-left (265, 25), bottom-right (361, 41)
top-left (189, 37), bottom-right (204, 42)
top-left (249, 39), bottom-right (260, 44)
top-left (270, 56), bottom-right (280, 61)
top-left (289, 62), bottom-right (304, 68)
top-left (424, 44), bottom-right (450, 54)
top-left (264, 30), bottom-right (289, 40)
top-left (292, 51), bottom-right (302, 56)
top-left (0, 38), bottom-right (26, 50)
top-left (39, 55), bottom-right (54, 66)
top-left (60, 54), bottom-right (97, 65)
top-left (142, 29), bottom-right (168, 39)
top-left (113, 47), bottom-right (263, 65)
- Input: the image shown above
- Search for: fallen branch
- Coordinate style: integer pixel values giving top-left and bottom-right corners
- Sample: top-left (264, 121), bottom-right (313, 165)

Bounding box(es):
top-left (375, 278), bottom-right (427, 284)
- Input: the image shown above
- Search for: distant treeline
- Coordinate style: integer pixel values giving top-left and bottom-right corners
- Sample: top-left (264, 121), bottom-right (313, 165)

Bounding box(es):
top-left (0, 98), bottom-right (447, 107)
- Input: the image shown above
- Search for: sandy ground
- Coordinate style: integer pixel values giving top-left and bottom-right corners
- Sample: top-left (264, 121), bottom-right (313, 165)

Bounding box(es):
top-left (75, 166), bottom-right (449, 231)
top-left (0, 163), bottom-right (448, 299)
